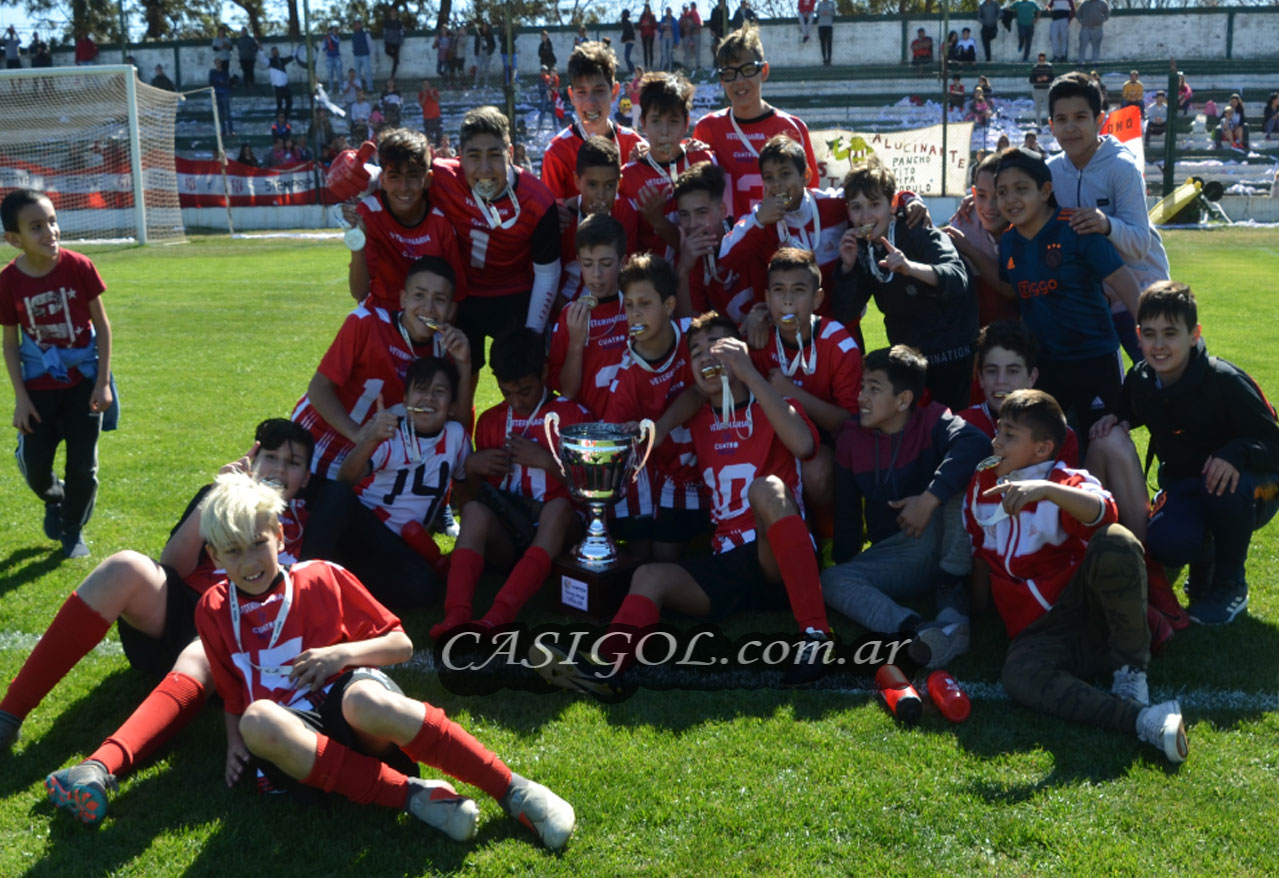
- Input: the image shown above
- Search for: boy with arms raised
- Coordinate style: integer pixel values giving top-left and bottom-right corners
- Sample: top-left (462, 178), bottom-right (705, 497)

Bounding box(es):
top-left (2, 188), bottom-right (113, 558)
top-left (719, 135), bottom-right (848, 297)
top-left (692, 24), bottom-right (817, 219)
top-left (431, 329), bottom-right (592, 635)
top-left (965, 389), bottom-right (1187, 763)
top-left (346, 128), bottom-right (466, 311)
top-left (675, 161), bottom-right (759, 322)
top-left (194, 472), bottom-right (576, 847)
top-left (547, 214), bottom-right (632, 417)
top-left (821, 346), bottom-right (989, 667)
top-left (294, 256), bottom-right (472, 479)
top-left (603, 253), bottom-right (708, 560)
top-left (0, 420), bottom-right (309, 823)
top-left (1090, 283), bottom-right (1279, 625)
top-left (542, 41), bottom-right (645, 201)
top-left (556, 136), bottom-right (640, 303)
top-left (429, 106), bottom-right (561, 357)
top-left (620, 71), bottom-right (717, 257)
top-left (539, 312), bottom-right (835, 697)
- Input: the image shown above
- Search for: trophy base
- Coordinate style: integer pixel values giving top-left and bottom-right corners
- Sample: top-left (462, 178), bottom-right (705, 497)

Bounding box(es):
top-left (550, 553), bottom-right (639, 622)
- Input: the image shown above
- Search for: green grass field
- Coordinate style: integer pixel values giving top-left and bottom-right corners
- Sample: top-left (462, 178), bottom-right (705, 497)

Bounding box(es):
top-left (1, 229), bottom-right (1277, 876)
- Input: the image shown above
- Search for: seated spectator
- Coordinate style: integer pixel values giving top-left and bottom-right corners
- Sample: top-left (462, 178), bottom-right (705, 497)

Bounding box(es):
top-left (956, 28), bottom-right (977, 66)
top-left (151, 64), bottom-right (175, 90)
top-left (1215, 106), bottom-right (1243, 150)
top-left (1022, 130), bottom-right (1044, 156)
top-left (268, 137), bottom-right (289, 166)
top-left (271, 111), bottom-right (292, 141)
top-left (911, 27), bottom-right (933, 68)
top-left (948, 74), bottom-right (965, 111)
top-left (340, 67), bottom-right (360, 108)
top-left (1176, 73), bottom-right (1193, 114)
top-left (968, 87), bottom-right (992, 126)
top-left (236, 143), bottom-right (260, 168)
top-left (977, 74), bottom-right (994, 100)
top-left (945, 30), bottom-right (960, 64)
top-left (287, 135), bottom-right (311, 162)
top-left (350, 88), bottom-right (373, 140)
top-left (1145, 90), bottom-right (1168, 147)
top-left (1264, 92), bottom-right (1279, 141)
top-left (380, 76), bottom-right (403, 126)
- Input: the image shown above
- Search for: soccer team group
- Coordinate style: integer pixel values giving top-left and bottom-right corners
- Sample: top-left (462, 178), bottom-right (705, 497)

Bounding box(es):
top-left (3, 23), bottom-right (1279, 847)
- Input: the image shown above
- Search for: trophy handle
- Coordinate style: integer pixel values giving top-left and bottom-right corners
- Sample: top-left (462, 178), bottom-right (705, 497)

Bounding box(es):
top-left (630, 418), bottom-right (657, 483)
top-left (543, 410), bottom-right (564, 476)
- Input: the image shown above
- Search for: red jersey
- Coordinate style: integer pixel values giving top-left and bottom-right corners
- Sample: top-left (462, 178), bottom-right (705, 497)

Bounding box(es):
top-left (196, 560), bottom-right (402, 715)
top-left (689, 394), bottom-right (818, 552)
top-left (687, 249), bottom-right (763, 324)
top-left (959, 403), bottom-right (1080, 467)
top-left (541, 120), bottom-right (646, 200)
top-left (619, 145), bottom-right (718, 257)
top-left (719, 188), bottom-right (849, 298)
top-left (963, 460), bottom-right (1116, 637)
top-left (356, 421), bottom-right (470, 536)
top-left (182, 490), bottom-right (310, 597)
top-left (291, 303), bottom-right (442, 479)
top-left (749, 316), bottom-right (862, 417)
top-left (356, 191), bottom-right (465, 310)
top-left (557, 199), bottom-right (640, 302)
top-left (474, 395), bottom-right (592, 503)
top-left (603, 321), bottom-right (704, 512)
top-left (428, 158), bottom-right (560, 298)
top-left (546, 293), bottom-right (630, 418)
top-left (691, 106), bottom-right (818, 219)
top-left (0, 249), bottom-right (105, 390)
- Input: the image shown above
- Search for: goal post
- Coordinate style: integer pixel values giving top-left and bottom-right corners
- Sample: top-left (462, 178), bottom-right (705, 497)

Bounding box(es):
top-left (0, 64), bottom-right (185, 245)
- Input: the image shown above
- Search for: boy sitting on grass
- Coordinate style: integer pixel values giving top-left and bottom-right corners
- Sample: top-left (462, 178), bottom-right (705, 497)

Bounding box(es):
top-left (965, 389), bottom-right (1187, 763)
top-left (195, 471), bottom-right (576, 848)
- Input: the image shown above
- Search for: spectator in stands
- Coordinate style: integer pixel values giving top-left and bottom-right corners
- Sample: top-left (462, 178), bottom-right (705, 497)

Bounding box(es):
top-left (969, 87), bottom-right (992, 126)
top-left (956, 28), bottom-right (977, 68)
top-left (380, 77), bottom-right (403, 126)
top-left (268, 46), bottom-right (293, 120)
top-left (475, 21), bottom-right (497, 86)
top-left (209, 59), bottom-right (233, 136)
top-left (237, 143), bottom-right (260, 168)
top-left (1263, 92), bottom-right (1279, 140)
top-left (1145, 90), bottom-right (1168, 147)
top-left (351, 18), bottom-right (373, 90)
top-left (948, 74), bottom-right (966, 112)
top-left (996, 133), bottom-right (1010, 151)
top-left (977, 0), bottom-right (1001, 62)
top-left (433, 26), bottom-right (452, 82)
top-left (349, 88), bottom-right (373, 141)
top-left (539, 29), bottom-right (557, 72)
top-left (74, 32), bottom-right (97, 66)
top-left (1030, 53), bottom-right (1053, 128)
top-left (309, 107), bottom-right (336, 154)
top-left (3, 25), bottom-right (21, 69)
top-left (1022, 130), bottom-right (1044, 156)
top-left (1228, 92), bottom-right (1247, 128)
top-left (288, 134), bottom-right (311, 162)
top-left (340, 67), bottom-right (360, 109)
top-left (978, 74), bottom-right (994, 100)
top-left (619, 11), bottom-right (636, 74)
top-left (911, 27), bottom-right (933, 71)
top-left (682, 3), bottom-right (702, 72)
top-left (731, 0), bottom-right (757, 28)
top-left (418, 78), bottom-right (442, 146)
top-left (709, 0), bottom-right (729, 58)
top-left (1076, 0), bottom-right (1108, 63)
top-left (639, 8), bottom-right (657, 68)
top-left (1010, 0), bottom-right (1039, 62)
top-left (271, 112), bottom-right (292, 141)
top-left (30, 33), bottom-right (51, 69)
top-left (212, 25), bottom-right (233, 73)
top-left (945, 30), bottom-right (961, 66)
top-left (816, 0), bottom-right (834, 66)
top-left (659, 7), bottom-right (677, 71)
top-left (1176, 73), bottom-right (1193, 113)
top-left (383, 7), bottom-right (404, 78)
top-left (1121, 70), bottom-right (1145, 117)
top-left (575, 23), bottom-right (589, 49)
top-left (514, 142), bottom-right (535, 172)
top-left (1046, 0), bottom-right (1074, 62)
top-left (324, 25), bottom-right (342, 93)
top-left (435, 132), bottom-right (454, 158)
top-left (236, 27), bottom-right (259, 87)
top-left (1090, 69), bottom-right (1109, 112)
top-left (1215, 106), bottom-right (1244, 150)
top-left (150, 64), bottom-right (174, 91)
top-left (268, 137), bottom-right (289, 167)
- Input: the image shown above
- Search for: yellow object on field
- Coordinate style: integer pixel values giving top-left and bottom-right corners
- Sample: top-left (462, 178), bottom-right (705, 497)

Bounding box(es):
top-left (1148, 178), bottom-right (1202, 225)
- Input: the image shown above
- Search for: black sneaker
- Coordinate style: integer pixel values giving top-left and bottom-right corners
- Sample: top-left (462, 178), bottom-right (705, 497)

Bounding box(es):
top-left (1187, 581), bottom-right (1248, 625)
top-left (0, 709), bottom-right (21, 751)
top-left (43, 502), bottom-right (62, 540)
top-left (61, 530), bottom-right (89, 559)
top-left (782, 629), bottom-right (837, 687)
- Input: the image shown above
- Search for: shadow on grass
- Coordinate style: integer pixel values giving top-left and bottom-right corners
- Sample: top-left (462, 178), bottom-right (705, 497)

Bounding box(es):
top-left (0, 545), bottom-right (64, 598)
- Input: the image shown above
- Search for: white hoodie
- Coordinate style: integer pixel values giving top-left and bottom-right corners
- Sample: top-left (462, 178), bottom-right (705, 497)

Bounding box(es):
top-left (1047, 134), bottom-right (1170, 291)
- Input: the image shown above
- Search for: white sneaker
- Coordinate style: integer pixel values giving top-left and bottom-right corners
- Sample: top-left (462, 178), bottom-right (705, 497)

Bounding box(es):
top-left (1136, 700), bottom-right (1188, 763)
top-left (1111, 664), bottom-right (1150, 706)
top-left (501, 773), bottom-right (576, 851)
top-left (914, 609), bottom-right (970, 669)
top-left (404, 777), bottom-right (479, 841)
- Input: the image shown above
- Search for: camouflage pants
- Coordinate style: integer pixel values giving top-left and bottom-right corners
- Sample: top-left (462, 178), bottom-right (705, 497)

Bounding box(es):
top-left (1001, 525), bottom-right (1150, 734)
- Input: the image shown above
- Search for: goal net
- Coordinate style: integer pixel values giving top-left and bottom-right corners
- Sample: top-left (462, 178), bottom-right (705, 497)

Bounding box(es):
top-left (0, 65), bottom-right (184, 244)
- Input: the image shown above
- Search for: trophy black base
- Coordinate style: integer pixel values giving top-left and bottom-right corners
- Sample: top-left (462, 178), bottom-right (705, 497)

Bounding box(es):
top-left (550, 554), bottom-right (639, 622)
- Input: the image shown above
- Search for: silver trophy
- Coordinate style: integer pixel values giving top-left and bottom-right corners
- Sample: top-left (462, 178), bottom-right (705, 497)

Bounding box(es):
top-left (544, 415), bottom-right (656, 567)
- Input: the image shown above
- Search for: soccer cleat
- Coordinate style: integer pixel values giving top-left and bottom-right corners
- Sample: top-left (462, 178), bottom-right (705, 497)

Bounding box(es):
top-left (439, 504), bottom-right (461, 539)
top-left (1187, 582), bottom-right (1248, 626)
top-left (782, 628), bottom-right (837, 687)
top-left (501, 773), bottom-right (576, 851)
top-left (61, 531), bottom-right (89, 559)
top-left (403, 777), bottom-right (479, 842)
top-left (0, 710), bottom-right (21, 751)
top-left (1111, 664), bottom-right (1150, 706)
top-left (43, 502), bottom-right (62, 540)
top-left (1146, 561), bottom-right (1190, 631)
top-left (527, 641), bottom-right (633, 704)
top-left (913, 609), bottom-right (970, 669)
top-left (1136, 700), bottom-right (1188, 763)
top-left (45, 760), bottom-right (117, 826)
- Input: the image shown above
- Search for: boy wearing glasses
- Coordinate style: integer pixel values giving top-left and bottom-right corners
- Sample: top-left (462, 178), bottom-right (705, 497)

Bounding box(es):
top-left (692, 24), bottom-right (817, 219)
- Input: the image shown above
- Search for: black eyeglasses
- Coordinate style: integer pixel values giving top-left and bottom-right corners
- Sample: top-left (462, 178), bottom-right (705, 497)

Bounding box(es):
top-left (717, 61), bottom-right (762, 82)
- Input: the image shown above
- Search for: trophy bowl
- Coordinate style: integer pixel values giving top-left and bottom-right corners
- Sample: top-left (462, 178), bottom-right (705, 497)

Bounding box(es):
top-left (544, 415), bottom-right (655, 568)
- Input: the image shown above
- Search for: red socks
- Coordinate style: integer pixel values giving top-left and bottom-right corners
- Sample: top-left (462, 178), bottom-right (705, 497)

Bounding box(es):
top-left (0, 591), bottom-right (112, 719)
top-left (303, 733), bottom-right (410, 809)
top-left (401, 521), bottom-right (449, 579)
top-left (481, 546), bottom-right (552, 627)
top-left (766, 515), bottom-right (831, 634)
top-left (430, 548), bottom-right (485, 638)
top-left (88, 671), bottom-right (208, 776)
top-left (595, 594), bottom-right (661, 668)
top-left (400, 704), bottom-right (512, 801)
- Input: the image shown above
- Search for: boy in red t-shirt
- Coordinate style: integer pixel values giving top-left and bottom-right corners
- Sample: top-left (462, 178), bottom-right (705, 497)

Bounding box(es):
top-left (346, 128), bottom-right (466, 311)
top-left (1, 189), bottom-right (113, 558)
top-left (194, 472), bottom-right (576, 847)
top-left (431, 329), bottom-right (591, 636)
top-left (556, 136), bottom-right (640, 303)
top-left (674, 161), bottom-right (760, 321)
top-left (547, 214), bottom-right (631, 417)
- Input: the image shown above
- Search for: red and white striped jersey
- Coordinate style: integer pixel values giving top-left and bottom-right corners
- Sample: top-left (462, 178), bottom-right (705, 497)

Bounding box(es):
top-left (718, 188), bottom-right (849, 298)
top-left (355, 420), bottom-right (469, 536)
top-left (958, 403), bottom-right (1080, 468)
top-left (546, 293), bottom-right (630, 418)
top-left (691, 106), bottom-right (818, 219)
top-left (557, 198), bottom-right (640, 302)
top-left (541, 120), bottom-right (646, 200)
top-left (749, 316), bottom-right (862, 417)
top-left (474, 396), bottom-right (592, 503)
top-left (619, 144), bottom-right (718, 257)
top-left (356, 191), bottom-right (466, 310)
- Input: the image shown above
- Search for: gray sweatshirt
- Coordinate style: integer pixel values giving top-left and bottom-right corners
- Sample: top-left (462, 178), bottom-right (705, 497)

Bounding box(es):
top-left (1076, 0), bottom-right (1110, 28)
